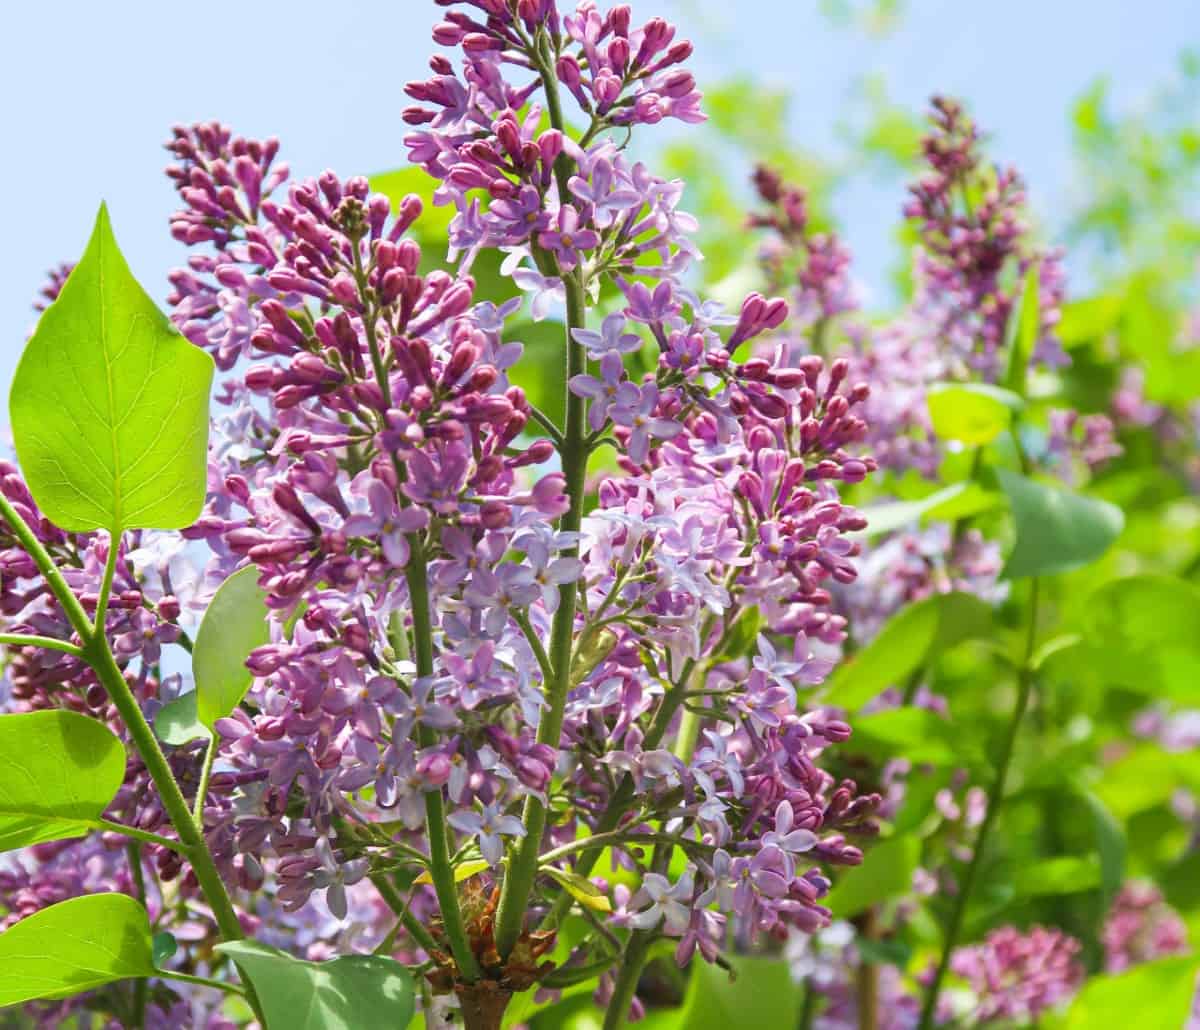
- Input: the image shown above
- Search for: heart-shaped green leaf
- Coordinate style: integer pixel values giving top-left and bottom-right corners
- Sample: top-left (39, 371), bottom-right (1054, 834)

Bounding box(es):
top-left (997, 469), bottom-right (1124, 579)
top-left (194, 565), bottom-right (271, 728)
top-left (0, 710), bottom-right (125, 852)
top-left (216, 941), bottom-right (415, 1030)
top-left (927, 382), bottom-right (1022, 445)
top-left (11, 203), bottom-right (213, 533)
top-left (0, 894), bottom-right (155, 1005)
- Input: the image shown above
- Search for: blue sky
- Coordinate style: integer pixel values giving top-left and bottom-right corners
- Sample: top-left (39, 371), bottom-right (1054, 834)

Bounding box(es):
top-left (1, 0), bottom-right (1195, 420)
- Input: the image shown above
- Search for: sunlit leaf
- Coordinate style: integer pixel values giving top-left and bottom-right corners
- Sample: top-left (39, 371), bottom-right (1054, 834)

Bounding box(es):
top-left (0, 894), bottom-right (154, 1005)
top-left (927, 383), bottom-right (1022, 445)
top-left (544, 867), bottom-right (613, 913)
top-left (1064, 956), bottom-right (1200, 1030)
top-left (414, 859), bottom-right (490, 885)
top-left (10, 204), bottom-right (213, 533)
top-left (0, 710), bottom-right (125, 852)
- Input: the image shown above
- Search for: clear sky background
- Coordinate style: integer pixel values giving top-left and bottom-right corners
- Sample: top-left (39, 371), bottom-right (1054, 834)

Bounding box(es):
top-left (1, 0), bottom-right (1195, 422)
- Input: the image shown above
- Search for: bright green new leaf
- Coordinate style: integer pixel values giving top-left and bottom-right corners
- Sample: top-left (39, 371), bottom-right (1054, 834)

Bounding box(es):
top-left (927, 383), bottom-right (1022, 445)
top-left (216, 940), bottom-right (415, 1030)
top-left (10, 204), bottom-right (214, 533)
top-left (996, 469), bottom-right (1124, 579)
top-left (823, 592), bottom-right (993, 710)
top-left (824, 836), bottom-right (920, 918)
top-left (0, 893), bottom-right (155, 1005)
top-left (0, 710), bottom-right (125, 852)
top-left (193, 565), bottom-right (271, 728)
top-left (545, 867), bottom-right (614, 913)
top-left (153, 690), bottom-right (212, 746)
top-left (414, 859), bottom-right (490, 885)
top-left (1064, 956), bottom-right (1200, 1030)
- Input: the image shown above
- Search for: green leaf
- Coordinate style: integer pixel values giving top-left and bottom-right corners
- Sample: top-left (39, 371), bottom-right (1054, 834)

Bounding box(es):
top-left (10, 204), bottom-right (214, 533)
top-left (1079, 790), bottom-right (1126, 904)
top-left (1058, 294), bottom-right (1121, 348)
top-left (153, 690), bottom-right (211, 746)
top-left (414, 859), bottom-right (490, 885)
top-left (508, 320), bottom-right (567, 430)
top-left (1064, 956), bottom-right (1200, 1030)
top-left (152, 931), bottom-right (179, 968)
top-left (1080, 575), bottom-right (1200, 702)
top-left (367, 167), bottom-right (453, 237)
top-left (0, 710), bottom-right (125, 852)
top-left (857, 482), bottom-right (1001, 539)
top-left (996, 469), bottom-right (1124, 579)
top-left (216, 941), bottom-right (415, 1030)
top-left (824, 592), bottom-right (993, 710)
top-left (1003, 262), bottom-right (1041, 395)
top-left (824, 836), bottom-right (920, 918)
top-left (669, 955), bottom-right (799, 1030)
top-left (1011, 855), bottom-right (1101, 898)
top-left (927, 383), bottom-right (1022, 445)
top-left (0, 894), bottom-right (155, 1005)
top-left (193, 565), bottom-right (271, 728)
top-left (849, 708), bottom-right (978, 766)
top-left (544, 867), bottom-right (613, 913)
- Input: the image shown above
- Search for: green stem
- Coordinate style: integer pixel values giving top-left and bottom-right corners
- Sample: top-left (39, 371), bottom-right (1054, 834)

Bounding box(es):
top-left (0, 494), bottom-right (94, 637)
top-left (0, 497), bottom-right (251, 953)
top-left (193, 733), bottom-right (218, 830)
top-left (916, 578), bottom-right (1041, 1030)
top-left (94, 529), bottom-right (120, 630)
top-left (672, 706), bottom-right (702, 763)
top-left (405, 549), bottom-right (482, 982)
top-left (84, 637), bottom-right (245, 944)
top-left (513, 610), bottom-right (554, 684)
top-left (493, 46), bottom-right (591, 961)
top-left (95, 819), bottom-right (189, 855)
top-left (370, 871), bottom-right (441, 957)
top-left (157, 970), bottom-right (245, 997)
top-left (127, 843), bottom-right (148, 1029)
top-left (0, 632), bottom-right (83, 656)
top-left (357, 253), bottom-right (478, 980)
top-left (602, 931), bottom-right (653, 1030)
top-left (797, 978), bottom-right (817, 1030)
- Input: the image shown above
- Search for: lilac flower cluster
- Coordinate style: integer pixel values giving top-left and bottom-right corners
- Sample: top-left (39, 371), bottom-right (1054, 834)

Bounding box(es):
top-left (939, 925), bottom-right (1085, 1025)
top-left (905, 96), bottom-right (1068, 379)
top-left (1102, 881), bottom-right (1189, 973)
top-left (0, 3), bottom-right (878, 1020)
